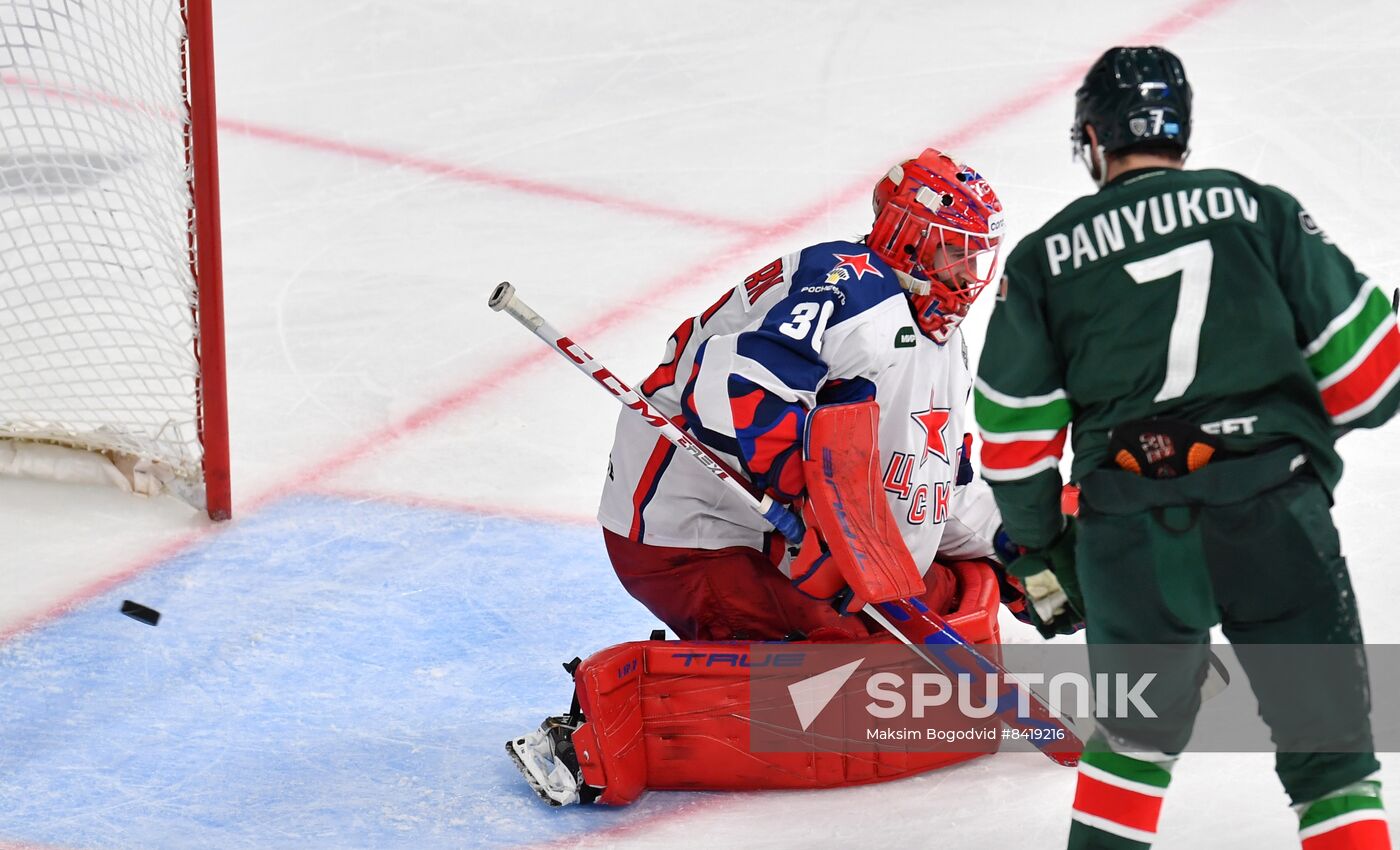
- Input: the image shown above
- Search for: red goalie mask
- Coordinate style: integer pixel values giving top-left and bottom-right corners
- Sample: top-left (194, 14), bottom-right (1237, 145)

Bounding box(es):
top-left (868, 149), bottom-right (1005, 343)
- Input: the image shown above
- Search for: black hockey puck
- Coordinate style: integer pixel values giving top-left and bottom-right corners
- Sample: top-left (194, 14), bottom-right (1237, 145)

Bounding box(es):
top-left (120, 600), bottom-right (161, 626)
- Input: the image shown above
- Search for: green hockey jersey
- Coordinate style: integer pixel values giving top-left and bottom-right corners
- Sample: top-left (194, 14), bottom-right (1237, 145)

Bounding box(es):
top-left (976, 167), bottom-right (1400, 546)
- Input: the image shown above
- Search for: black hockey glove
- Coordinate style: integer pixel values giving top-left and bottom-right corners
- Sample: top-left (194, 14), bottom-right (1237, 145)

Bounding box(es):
top-left (993, 521), bottom-right (1086, 639)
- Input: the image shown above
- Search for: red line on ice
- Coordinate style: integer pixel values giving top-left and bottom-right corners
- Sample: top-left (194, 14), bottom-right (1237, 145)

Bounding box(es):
top-left (308, 485), bottom-right (597, 526)
top-left (1, 0), bottom-right (1242, 647)
top-left (0, 528), bottom-right (221, 645)
top-left (215, 117), bottom-right (758, 235)
top-left (0, 70), bottom-right (756, 236)
top-left (0, 840), bottom-right (82, 850)
top-left (0, 2), bottom-right (1244, 847)
top-left (258, 0), bottom-right (1247, 503)
top-left (1, 0), bottom-right (1242, 653)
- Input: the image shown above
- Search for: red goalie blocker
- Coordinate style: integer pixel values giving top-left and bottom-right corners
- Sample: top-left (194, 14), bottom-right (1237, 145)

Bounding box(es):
top-left (799, 400), bottom-right (925, 605)
top-left (569, 561), bottom-right (1003, 805)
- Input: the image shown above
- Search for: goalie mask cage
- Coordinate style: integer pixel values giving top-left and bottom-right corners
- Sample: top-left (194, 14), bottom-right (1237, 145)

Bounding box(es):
top-left (0, 0), bottom-right (230, 519)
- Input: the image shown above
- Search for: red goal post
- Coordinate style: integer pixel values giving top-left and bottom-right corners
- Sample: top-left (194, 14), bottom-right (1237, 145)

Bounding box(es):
top-left (0, 0), bottom-right (230, 519)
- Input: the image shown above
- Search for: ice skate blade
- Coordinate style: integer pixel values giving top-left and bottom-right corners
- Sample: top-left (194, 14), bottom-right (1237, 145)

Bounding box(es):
top-left (505, 736), bottom-right (572, 807)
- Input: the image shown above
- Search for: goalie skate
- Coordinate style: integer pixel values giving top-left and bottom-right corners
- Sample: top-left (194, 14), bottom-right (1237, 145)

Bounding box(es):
top-left (505, 715), bottom-right (599, 807)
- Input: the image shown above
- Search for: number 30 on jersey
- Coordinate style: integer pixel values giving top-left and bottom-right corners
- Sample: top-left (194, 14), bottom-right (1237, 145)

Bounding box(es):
top-left (778, 301), bottom-right (836, 353)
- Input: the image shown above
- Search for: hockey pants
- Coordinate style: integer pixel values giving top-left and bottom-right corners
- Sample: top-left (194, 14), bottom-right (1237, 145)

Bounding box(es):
top-left (1075, 465), bottom-right (1379, 807)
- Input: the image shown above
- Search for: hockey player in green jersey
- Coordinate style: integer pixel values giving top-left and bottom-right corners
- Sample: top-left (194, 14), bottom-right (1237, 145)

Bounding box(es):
top-left (976, 47), bottom-right (1399, 849)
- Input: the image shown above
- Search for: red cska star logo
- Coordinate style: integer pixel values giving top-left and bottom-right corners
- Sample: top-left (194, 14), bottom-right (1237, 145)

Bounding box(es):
top-left (910, 408), bottom-right (951, 464)
top-left (832, 252), bottom-right (884, 280)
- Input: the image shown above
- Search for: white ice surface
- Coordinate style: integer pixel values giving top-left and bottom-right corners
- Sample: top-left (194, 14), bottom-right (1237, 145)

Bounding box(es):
top-left (3, 0), bottom-right (1399, 846)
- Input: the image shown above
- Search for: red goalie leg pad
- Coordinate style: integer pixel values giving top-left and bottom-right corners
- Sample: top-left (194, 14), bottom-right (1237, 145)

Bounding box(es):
top-left (570, 642), bottom-right (648, 805)
top-left (802, 400), bottom-right (925, 604)
top-left (570, 560), bottom-right (1003, 806)
top-left (936, 559), bottom-right (1004, 645)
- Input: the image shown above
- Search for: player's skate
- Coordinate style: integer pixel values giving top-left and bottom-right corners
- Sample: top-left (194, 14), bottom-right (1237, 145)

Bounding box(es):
top-left (505, 714), bottom-right (600, 807)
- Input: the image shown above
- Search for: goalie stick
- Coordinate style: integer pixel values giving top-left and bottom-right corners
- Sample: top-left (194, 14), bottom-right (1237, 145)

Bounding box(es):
top-left (488, 281), bottom-right (1082, 765)
top-left (487, 283), bottom-right (800, 541)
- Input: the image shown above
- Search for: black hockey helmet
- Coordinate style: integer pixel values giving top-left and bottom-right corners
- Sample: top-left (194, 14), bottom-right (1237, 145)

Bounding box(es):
top-left (1071, 46), bottom-right (1192, 159)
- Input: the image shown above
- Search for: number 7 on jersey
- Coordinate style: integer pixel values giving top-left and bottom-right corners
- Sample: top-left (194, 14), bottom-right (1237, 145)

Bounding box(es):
top-left (1123, 239), bottom-right (1214, 403)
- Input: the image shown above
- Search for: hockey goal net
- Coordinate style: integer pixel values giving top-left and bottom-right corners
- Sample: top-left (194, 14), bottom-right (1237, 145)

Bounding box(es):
top-left (0, 0), bottom-right (229, 518)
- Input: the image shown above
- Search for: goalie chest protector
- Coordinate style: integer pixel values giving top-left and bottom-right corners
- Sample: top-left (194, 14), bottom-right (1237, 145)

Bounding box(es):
top-left (599, 240), bottom-right (975, 571)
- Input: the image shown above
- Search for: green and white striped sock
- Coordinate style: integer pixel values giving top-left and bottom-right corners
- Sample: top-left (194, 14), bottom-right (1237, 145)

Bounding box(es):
top-left (1296, 778), bottom-right (1390, 849)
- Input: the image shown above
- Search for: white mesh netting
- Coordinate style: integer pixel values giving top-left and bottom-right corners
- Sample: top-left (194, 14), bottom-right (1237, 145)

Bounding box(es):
top-left (0, 0), bottom-right (206, 496)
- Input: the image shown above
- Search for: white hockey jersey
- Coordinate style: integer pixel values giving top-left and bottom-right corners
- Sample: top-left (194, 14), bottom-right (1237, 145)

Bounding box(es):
top-left (598, 240), bottom-right (998, 573)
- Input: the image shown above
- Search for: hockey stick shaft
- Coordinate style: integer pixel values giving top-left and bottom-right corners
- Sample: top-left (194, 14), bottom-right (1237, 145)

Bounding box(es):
top-left (488, 282), bottom-right (800, 540)
top-left (489, 281), bottom-right (1080, 764)
top-left (866, 601), bottom-right (1080, 764)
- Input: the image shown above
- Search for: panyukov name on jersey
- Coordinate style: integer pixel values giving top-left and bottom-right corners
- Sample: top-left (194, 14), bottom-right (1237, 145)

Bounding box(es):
top-left (1044, 184), bottom-right (1260, 276)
